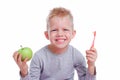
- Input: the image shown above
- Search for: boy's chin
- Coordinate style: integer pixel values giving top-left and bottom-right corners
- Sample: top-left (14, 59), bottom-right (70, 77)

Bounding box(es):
top-left (49, 43), bottom-right (69, 49)
top-left (55, 44), bottom-right (68, 49)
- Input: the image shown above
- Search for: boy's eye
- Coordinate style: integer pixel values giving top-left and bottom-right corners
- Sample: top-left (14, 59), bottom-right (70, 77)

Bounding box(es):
top-left (51, 29), bottom-right (57, 32)
top-left (64, 29), bottom-right (69, 31)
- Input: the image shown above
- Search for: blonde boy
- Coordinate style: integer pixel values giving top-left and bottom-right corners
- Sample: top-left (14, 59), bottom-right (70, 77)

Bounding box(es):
top-left (13, 7), bottom-right (97, 80)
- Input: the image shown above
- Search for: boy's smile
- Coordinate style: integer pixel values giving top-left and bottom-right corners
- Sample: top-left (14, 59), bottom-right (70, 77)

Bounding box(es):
top-left (55, 37), bottom-right (66, 44)
top-left (45, 16), bottom-right (76, 53)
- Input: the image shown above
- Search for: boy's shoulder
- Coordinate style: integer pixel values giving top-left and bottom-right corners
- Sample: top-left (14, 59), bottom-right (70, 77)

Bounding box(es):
top-left (69, 45), bottom-right (86, 66)
top-left (68, 45), bottom-right (82, 54)
top-left (69, 45), bottom-right (85, 63)
top-left (33, 45), bottom-right (49, 58)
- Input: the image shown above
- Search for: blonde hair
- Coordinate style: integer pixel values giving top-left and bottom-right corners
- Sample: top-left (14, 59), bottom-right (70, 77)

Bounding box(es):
top-left (46, 7), bottom-right (74, 30)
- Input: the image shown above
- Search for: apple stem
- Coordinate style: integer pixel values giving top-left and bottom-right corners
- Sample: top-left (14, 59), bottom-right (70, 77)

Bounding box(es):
top-left (20, 45), bottom-right (23, 48)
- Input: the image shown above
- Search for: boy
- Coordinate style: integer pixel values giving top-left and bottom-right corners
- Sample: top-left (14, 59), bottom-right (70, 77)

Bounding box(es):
top-left (13, 7), bottom-right (97, 80)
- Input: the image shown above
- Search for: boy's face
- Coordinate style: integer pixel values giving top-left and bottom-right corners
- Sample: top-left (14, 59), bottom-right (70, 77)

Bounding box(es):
top-left (45, 16), bottom-right (76, 49)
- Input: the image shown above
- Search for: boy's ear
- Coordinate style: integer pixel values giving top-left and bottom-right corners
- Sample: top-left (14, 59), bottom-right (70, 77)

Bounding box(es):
top-left (44, 31), bottom-right (49, 40)
top-left (72, 30), bottom-right (76, 39)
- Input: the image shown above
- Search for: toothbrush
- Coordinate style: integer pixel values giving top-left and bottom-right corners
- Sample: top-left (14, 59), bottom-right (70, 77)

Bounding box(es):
top-left (90, 31), bottom-right (96, 49)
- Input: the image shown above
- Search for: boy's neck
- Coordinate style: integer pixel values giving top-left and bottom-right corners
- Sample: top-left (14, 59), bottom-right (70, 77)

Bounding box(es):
top-left (48, 44), bottom-right (68, 54)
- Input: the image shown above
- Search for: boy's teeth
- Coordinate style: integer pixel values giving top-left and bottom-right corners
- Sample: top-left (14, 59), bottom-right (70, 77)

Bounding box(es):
top-left (56, 39), bottom-right (65, 42)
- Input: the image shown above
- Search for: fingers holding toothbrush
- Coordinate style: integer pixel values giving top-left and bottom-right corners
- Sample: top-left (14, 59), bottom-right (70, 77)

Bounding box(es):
top-left (86, 31), bottom-right (97, 75)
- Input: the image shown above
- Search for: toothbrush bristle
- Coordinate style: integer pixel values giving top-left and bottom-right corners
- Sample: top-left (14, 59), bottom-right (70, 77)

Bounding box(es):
top-left (94, 31), bottom-right (96, 36)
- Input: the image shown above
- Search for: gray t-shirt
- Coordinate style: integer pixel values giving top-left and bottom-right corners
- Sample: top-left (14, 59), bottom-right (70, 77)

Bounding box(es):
top-left (21, 45), bottom-right (96, 80)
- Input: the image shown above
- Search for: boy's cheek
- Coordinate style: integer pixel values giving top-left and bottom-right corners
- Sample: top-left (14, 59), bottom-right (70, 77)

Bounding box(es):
top-left (69, 33), bottom-right (75, 39)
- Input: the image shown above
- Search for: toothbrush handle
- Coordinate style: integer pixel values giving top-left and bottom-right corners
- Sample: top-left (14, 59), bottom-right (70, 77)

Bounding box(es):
top-left (91, 36), bottom-right (95, 49)
top-left (90, 31), bottom-right (96, 49)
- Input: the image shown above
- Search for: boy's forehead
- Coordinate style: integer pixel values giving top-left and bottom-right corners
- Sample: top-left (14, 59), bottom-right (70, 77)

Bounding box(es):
top-left (47, 15), bottom-right (74, 30)
top-left (49, 17), bottom-right (72, 27)
top-left (51, 15), bottom-right (71, 20)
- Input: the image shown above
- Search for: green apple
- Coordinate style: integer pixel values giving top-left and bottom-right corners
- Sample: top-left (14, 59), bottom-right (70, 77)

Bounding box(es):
top-left (18, 47), bottom-right (33, 61)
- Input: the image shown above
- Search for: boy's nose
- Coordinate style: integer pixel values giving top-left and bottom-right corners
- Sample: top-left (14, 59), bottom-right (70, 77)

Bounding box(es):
top-left (57, 30), bottom-right (64, 37)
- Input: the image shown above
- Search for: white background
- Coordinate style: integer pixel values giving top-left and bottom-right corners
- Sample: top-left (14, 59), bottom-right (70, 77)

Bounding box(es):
top-left (0, 0), bottom-right (120, 80)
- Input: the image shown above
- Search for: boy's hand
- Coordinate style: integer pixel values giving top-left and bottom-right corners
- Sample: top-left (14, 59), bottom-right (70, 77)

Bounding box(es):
top-left (86, 47), bottom-right (97, 75)
top-left (13, 51), bottom-right (28, 77)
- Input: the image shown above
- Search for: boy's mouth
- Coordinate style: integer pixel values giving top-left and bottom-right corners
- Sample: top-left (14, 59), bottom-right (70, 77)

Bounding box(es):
top-left (55, 38), bottom-right (66, 43)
